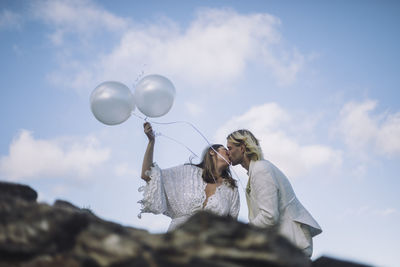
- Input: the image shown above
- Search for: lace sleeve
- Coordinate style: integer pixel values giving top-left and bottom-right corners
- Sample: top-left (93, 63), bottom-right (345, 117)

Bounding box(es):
top-left (137, 163), bottom-right (167, 218)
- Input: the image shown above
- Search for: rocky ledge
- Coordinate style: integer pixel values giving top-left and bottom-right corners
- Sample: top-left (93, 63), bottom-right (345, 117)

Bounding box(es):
top-left (0, 181), bottom-right (372, 267)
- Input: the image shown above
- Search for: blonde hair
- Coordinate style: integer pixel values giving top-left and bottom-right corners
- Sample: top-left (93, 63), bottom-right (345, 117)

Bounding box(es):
top-left (227, 130), bottom-right (263, 161)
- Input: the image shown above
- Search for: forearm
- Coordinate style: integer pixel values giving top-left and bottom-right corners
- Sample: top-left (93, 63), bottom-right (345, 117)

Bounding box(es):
top-left (141, 140), bottom-right (155, 181)
top-left (251, 209), bottom-right (278, 227)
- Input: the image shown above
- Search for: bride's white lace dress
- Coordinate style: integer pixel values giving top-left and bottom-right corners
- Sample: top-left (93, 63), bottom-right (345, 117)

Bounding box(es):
top-left (138, 163), bottom-right (240, 231)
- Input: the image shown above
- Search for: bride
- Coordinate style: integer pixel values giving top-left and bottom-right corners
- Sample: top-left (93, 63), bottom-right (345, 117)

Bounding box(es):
top-left (138, 122), bottom-right (240, 231)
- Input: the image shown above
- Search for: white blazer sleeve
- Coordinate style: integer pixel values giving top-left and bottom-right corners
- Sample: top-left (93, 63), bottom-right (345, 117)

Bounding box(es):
top-left (250, 167), bottom-right (280, 227)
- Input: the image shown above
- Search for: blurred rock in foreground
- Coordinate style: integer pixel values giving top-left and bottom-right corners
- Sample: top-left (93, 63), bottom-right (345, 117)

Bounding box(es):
top-left (0, 181), bottom-right (373, 267)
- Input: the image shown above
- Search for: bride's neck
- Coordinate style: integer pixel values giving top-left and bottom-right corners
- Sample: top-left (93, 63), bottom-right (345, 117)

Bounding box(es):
top-left (214, 172), bottom-right (224, 183)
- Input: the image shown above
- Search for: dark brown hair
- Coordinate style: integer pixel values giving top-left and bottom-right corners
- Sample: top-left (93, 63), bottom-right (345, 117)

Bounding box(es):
top-left (190, 144), bottom-right (237, 188)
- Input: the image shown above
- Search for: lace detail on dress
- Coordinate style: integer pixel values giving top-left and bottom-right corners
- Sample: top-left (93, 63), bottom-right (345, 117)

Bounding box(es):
top-left (137, 163), bottom-right (166, 218)
top-left (203, 186), bottom-right (219, 211)
top-left (196, 178), bottom-right (207, 210)
top-left (204, 181), bottom-right (235, 217)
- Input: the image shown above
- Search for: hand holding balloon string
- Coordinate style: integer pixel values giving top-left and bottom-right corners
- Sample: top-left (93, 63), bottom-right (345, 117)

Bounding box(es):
top-left (143, 122), bottom-right (155, 142)
top-left (134, 111), bottom-right (247, 191)
top-left (135, 113), bottom-right (200, 159)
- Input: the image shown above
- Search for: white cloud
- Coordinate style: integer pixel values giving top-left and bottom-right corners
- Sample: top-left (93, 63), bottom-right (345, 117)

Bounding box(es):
top-left (382, 208), bottom-right (397, 216)
top-left (356, 206), bottom-right (398, 217)
top-left (0, 130), bottom-right (110, 180)
top-left (94, 8), bottom-right (305, 90)
top-left (0, 9), bottom-right (23, 30)
top-left (337, 100), bottom-right (400, 157)
top-left (114, 163), bottom-right (139, 178)
top-left (32, 1), bottom-right (307, 92)
top-left (261, 47), bottom-right (305, 86)
top-left (376, 112), bottom-right (400, 156)
top-left (185, 102), bottom-right (204, 116)
top-left (31, 0), bottom-right (129, 45)
top-left (337, 101), bottom-right (377, 151)
top-left (215, 103), bottom-right (342, 178)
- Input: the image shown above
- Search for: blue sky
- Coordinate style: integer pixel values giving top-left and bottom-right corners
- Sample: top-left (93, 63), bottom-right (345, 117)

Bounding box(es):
top-left (1, 1), bottom-right (399, 266)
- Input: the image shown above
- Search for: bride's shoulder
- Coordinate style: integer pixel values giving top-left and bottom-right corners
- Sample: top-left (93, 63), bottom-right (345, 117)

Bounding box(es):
top-left (182, 163), bottom-right (203, 172)
top-left (164, 163), bottom-right (202, 173)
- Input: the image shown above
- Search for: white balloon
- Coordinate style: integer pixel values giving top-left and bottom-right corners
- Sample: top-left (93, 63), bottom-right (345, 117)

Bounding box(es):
top-left (90, 81), bottom-right (135, 125)
top-left (134, 74), bottom-right (176, 118)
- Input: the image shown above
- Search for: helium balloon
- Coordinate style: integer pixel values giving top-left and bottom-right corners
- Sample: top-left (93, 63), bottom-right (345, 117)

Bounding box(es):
top-left (90, 81), bottom-right (135, 125)
top-left (134, 74), bottom-right (176, 118)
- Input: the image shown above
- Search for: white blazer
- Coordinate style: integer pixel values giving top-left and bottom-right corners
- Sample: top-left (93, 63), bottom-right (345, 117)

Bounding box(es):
top-left (246, 160), bottom-right (322, 250)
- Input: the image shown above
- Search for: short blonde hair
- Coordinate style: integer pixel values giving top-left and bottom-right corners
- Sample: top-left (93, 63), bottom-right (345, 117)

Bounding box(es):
top-left (227, 129), bottom-right (263, 161)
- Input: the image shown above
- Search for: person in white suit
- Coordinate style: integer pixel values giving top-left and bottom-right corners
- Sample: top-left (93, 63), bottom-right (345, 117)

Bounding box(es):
top-left (226, 129), bottom-right (322, 257)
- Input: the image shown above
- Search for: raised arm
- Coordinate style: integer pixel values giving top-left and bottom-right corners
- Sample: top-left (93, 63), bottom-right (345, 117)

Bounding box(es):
top-left (141, 122), bottom-right (155, 181)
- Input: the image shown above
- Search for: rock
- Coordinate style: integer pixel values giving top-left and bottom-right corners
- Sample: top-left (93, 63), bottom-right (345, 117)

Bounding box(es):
top-left (0, 181), bottom-right (37, 202)
top-left (0, 181), bottom-right (374, 267)
top-left (0, 183), bottom-right (150, 267)
top-left (312, 256), bottom-right (373, 267)
top-left (159, 212), bottom-right (311, 266)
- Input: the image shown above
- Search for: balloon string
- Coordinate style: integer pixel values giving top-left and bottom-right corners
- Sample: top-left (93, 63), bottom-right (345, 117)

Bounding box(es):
top-left (131, 112), bottom-right (248, 193)
top-left (132, 112), bottom-right (199, 157)
top-left (140, 116), bottom-right (212, 147)
top-left (133, 64), bottom-right (147, 87)
top-left (155, 132), bottom-right (200, 159)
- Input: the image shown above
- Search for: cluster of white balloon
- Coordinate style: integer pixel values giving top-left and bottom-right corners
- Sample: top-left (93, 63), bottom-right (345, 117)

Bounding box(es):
top-left (90, 74), bottom-right (176, 125)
